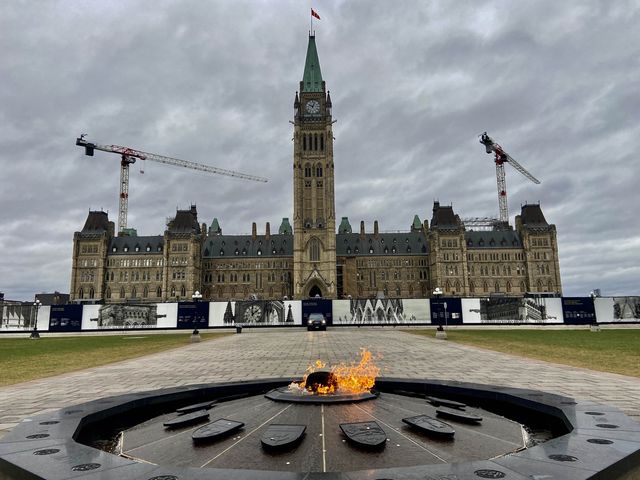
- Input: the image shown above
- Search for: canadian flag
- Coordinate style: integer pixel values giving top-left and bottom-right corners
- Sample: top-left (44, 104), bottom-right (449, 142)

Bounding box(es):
top-left (311, 8), bottom-right (321, 20)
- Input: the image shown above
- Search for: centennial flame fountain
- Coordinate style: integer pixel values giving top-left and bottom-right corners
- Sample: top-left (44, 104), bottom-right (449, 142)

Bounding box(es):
top-left (1, 349), bottom-right (639, 479)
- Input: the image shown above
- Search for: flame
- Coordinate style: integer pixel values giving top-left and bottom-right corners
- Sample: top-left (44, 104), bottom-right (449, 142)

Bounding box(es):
top-left (294, 348), bottom-right (380, 395)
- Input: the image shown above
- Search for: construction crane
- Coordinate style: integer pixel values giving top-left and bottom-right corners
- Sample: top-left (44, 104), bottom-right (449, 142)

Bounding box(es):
top-left (76, 135), bottom-right (268, 235)
top-left (479, 132), bottom-right (540, 224)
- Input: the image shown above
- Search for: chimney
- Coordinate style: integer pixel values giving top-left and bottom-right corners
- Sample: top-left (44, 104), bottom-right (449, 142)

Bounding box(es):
top-left (374, 220), bottom-right (379, 238)
top-left (360, 221), bottom-right (365, 238)
top-left (265, 222), bottom-right (271, 240)
top-left (252, 222), bottom-right (257, 240)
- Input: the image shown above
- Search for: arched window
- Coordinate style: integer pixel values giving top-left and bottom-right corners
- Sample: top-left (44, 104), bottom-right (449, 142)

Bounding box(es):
top-left (316, 163), bottom-right (323, 177)
top-left (131, 286), bottom-right (137, 299)
top-left (494, 281), bottom-right (500, 292)
top-left (483, 281), bottom-right (488, 293)
top-left (469, 281), bottom-right (475, 293)
top-left (106, 287), bottom-right (111, 299)
top-left (89, 287), bottom-right (94, 299)
top-left (171, 286), bottom-right (176, 297)
top-left (156, 286), bottom-right (162, 297)
top-left (309, 238), bottom-right (320, 262)
top-left (143, 286), bottom-right (148, 298)
top-left (78, 288), bottom-right (84, 299)
top-left (304, 163), bottom-right (311, 177)
top-left (314, 133), bottom-right (318, 150)
top-left (120, 287), bottom-right (125, 299)
top-left (303, 134), bottom-right (307, 151)
top-left (547, 279), bottom-right (554, 291)
top-left (520, 281), bottom-right (526, 292)
top-left (180, 285), bottom-right (186, 297)
top-left (320, 134), bottom-right (324, 151)
top-left (506, 281), bottom-right (512, 293)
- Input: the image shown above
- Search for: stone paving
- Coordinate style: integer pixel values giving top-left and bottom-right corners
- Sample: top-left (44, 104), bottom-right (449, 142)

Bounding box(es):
top-left (1, 328), bottom-right (639, 438)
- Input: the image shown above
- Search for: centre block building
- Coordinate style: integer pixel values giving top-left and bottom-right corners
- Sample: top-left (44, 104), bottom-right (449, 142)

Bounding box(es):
top-left (70, 36), bottom-right (562, 303)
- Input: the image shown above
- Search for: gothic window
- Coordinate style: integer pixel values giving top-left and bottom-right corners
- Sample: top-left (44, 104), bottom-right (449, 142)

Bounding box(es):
top-left (320, 134), bottom-right (324, 151)
top-left (120, 287), bottom-right (125, 299)
top-left (314, 133), bottom-right (318, 150)
top-left (548, 279), bottom-right (554, 291)
top-left (469, 281), bottom-right (475, 293)
top-left (89, 287), bottom-right (94, 299)
top-left (171, 286), bottom-right (176, 297)
top-left (495, 281), bottom-right (500, 292)
top-left (131, 286), bottom-right (137, 298)
top-left (454, 280), bottom-right (460, 293)
top-left (106, 287), bottom-right (111, 299)
top-left (310, 238), bottom-right (320, 261)
top-left (181, 285), bottom-right (186, 297)
top-left (304, 163), bottom-right (312, 177)
top-left (303, 135), bottom-right (307, 151)
top-left (520, 281), bottom-right (526, 292)
top-left (316, 163), bottom-right (323, 177)
top-left (78, 288), bottom-right (84, 299)
top-left (483, 281), bottom-right (488, 293)
top-left (506, 282), bottom-right (512, 293)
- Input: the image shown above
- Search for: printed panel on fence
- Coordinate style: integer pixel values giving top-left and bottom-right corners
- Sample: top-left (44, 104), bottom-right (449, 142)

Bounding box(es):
top-left (332, 298), bottom-right (429, 325)
top-left (594, 297), bottom-right (640, 322)
top-left (177, 301), bottom-right (209, 329)
top-left (209, 300), bottom-right (301, 326)
top-left (430, 298), bottom-right (463, 325)
top-left (49, 304), bottom-right (83, 332)
top-left (462, 297), bottom-right (563, 324)
top-left (1, 303), bottom-right (48, 331)
top-left (81, 303), bottom-right (176, 329)
top-left (302, 299), bottom-right (333, 326)
top-left (562, 297), bottom-right (596, 324)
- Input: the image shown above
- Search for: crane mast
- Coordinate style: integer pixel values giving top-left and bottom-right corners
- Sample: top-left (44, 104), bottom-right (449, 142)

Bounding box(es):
top-left (479, 132), bottom-right (540, 224)
top-left (76, 136), bottom-right (268, 235)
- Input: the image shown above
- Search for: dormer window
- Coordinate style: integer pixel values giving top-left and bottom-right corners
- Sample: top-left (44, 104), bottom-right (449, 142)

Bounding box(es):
top-left (112, 247), bottom-right (117, 252)
top-left (220, 249), bottom-right (225, 256)
top-left (347, 247), bottom-right (351, 254)
top-left (123, 246), bottom-right (129, 252)
top-left (369, 247), bottom-right (374, 254)
top-left (146, 246), bottom-right (151, 252)
top-left (235, 249), bottom-right (239, 256)
top-left (157, 246), bottom-right (162, 252)
top-left (257, 249), bottom-right (262, 256)
top-left (135, 246), bottom-right (140, 252)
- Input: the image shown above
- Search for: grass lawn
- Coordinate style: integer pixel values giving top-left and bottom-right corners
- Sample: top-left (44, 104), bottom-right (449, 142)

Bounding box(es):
top-left (0, 332), bottom-right (229, 387)
top-left (407, 329), bottom-right (640, 378)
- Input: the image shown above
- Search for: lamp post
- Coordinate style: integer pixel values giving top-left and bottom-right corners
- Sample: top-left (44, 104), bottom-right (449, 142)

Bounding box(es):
top-left (432, 287), bottom-right (444, 328)
top-left (30, 299), bottom-right (41, 339)
top-left (444, 301), bottom-right (448, 329)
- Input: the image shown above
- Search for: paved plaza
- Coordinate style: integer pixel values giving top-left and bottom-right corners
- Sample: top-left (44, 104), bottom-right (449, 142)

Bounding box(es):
top-left (1, 328), bottom-right (639, 438)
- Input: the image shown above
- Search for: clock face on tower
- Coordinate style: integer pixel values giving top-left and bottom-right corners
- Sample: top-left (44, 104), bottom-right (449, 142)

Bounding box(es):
top-left (305, 100), bottom-right (320, 114)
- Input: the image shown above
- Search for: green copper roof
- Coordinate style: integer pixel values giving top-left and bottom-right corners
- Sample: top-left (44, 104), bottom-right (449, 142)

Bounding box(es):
top-left (412, 215), bottom-right (422, 230)
top-left (279, 218), bottom-right (292, 235)
top-left (209, 218), bottom-right (221, 235)
top-left (302, 36), bottom-right (323, 92)
top-left (338, 217), bottom-right (352, 234)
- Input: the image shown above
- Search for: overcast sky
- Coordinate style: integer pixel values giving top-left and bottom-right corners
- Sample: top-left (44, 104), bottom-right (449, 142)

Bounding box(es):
top-left (1, 0), bottom-right (639, 300)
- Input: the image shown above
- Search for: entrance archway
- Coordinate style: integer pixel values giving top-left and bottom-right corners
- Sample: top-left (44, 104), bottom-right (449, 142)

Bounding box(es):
top-left (309, 285), bottom-right (323, 298)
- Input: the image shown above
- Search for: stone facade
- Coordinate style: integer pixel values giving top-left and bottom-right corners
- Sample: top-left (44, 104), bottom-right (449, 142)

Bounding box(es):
top-left (70, 35), bottom-right (562, 303)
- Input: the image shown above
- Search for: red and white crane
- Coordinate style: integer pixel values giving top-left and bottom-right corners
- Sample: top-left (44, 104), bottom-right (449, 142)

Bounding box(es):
top-left (479, 132), bottom-right (540, 224)
top-left (76, 135), bottom-right (268, 235)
